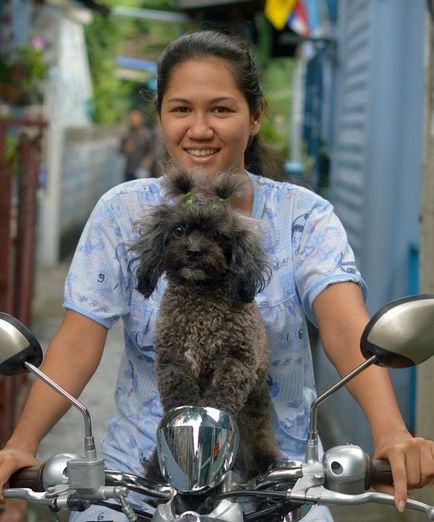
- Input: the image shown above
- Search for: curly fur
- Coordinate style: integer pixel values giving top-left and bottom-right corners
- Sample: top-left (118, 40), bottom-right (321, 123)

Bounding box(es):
top-left (131, 166), bottom-right (280, 481)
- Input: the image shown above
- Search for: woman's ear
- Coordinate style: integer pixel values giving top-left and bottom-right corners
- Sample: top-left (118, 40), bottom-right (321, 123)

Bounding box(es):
top-left (250, 109), bottom-right (262, 136)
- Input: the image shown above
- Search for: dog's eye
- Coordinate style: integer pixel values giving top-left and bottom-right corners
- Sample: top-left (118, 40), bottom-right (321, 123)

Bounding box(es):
top-left (173, 225), bottom-right (186, 238)
top-left (213, 231), bottom-right (222, 241)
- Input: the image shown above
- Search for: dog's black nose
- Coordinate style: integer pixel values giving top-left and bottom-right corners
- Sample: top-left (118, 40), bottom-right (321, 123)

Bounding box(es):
top-left (185, 248), bottom-right (201, 260)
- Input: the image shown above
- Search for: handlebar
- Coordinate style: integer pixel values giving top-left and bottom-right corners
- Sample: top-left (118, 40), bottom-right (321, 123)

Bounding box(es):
top-left (9, 465), bottom-right (171, 500)
top-left (369, 459), bottom-right (393, 487)
top-left (9, 466), bottom-right (44, 491)
top-left (5, 454), bottom-right (434, 522)
top-left (4, 458), bottom-right (395, 498)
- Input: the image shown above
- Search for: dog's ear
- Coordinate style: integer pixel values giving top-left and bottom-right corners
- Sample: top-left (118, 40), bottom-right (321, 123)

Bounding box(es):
top-left (129, 207), bottom-right (170, 298)
top-left (162, 164), bottom-right (196, 201)
top-left (211, 171), bottom-right (247, 201)
top-left (231, 222), bottom-right (271, 303)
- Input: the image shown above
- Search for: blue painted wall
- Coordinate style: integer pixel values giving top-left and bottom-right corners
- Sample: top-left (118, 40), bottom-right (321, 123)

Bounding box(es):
top-left (313, 0), bottom-right (425, 451)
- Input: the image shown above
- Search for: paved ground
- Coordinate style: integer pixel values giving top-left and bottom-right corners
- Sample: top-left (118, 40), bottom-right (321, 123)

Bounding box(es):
top-left (6, 260), bottom-right (426, 521)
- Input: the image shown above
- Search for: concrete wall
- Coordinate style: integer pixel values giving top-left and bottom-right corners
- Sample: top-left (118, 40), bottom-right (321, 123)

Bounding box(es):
top-left (37, 125), bottom-right (124, 264)
top-left (36, 7), bottom-right (112, 266)
top-left (59, 125), bottom-right (125, 256)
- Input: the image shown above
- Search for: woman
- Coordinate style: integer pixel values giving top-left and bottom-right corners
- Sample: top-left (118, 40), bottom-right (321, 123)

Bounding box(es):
top-left (0, 30), bottom-right (433, 521)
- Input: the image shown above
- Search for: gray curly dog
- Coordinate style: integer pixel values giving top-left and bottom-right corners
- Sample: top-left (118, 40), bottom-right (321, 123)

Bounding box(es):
top-left (131, 166), bottom-right (280, 481)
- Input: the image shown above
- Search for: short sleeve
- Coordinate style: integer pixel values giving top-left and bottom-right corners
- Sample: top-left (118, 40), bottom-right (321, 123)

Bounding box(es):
top-left (63, 196), bottom-right (131, 329)
top-left (292, 192), bottom-right (367, 326)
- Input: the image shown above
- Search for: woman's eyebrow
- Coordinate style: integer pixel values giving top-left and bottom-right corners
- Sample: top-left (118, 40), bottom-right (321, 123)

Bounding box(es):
top-left (210, 97), bottom-right (237, 104)
top-left (166, 97), bottom-right (190, 104)
top-left (166, 96), bottom-right (237, 104)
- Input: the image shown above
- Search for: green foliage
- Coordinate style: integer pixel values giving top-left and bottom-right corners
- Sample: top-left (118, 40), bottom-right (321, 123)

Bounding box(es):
top-left (0, 45), bottom-right (48, 105)
top-left (260, 58), bottom-right (296, 162)
top-left (0, 45), bottom-right (48, 83)
top-left (84, 0), bottom-right (183, 124)
top-left (136, 0), bottom-right (175, 8)
top-left (84, 3), bottom-right (133, 123)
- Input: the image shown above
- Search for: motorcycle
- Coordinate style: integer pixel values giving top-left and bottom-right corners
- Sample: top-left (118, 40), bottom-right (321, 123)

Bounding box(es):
top-left (1, 294), bottom-right (434, 521)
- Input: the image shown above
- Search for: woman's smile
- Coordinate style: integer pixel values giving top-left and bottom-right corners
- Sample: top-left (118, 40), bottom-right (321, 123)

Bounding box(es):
top-left (185, 147), bottom-right (220, 159)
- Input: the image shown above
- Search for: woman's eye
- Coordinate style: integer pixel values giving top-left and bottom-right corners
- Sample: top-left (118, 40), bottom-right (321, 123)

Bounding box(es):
top-left (212, 106), bottom-right (231, 114)
top-left (173, 225), bottom-right (186, 238)
top-left (172, 106), bottom-right (190, 113)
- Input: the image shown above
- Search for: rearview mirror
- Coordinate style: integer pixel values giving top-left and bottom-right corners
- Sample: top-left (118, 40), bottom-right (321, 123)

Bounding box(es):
top-left (0, 312), bottom-right (97, 458)
top-left (0, 312), bottom-right (43, 374)
top-left (361, 294), bottom-right (434, 368)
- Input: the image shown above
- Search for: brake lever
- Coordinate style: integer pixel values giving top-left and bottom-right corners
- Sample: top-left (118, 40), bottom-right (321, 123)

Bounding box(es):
top-left (4, 483), bottom-right (131, 512)
top-left (289, 484), bottom-right (434, 520)
top-left (4, 488), bottom-right (57, 507)
top-left (4, 485), bottom-right (92, 512)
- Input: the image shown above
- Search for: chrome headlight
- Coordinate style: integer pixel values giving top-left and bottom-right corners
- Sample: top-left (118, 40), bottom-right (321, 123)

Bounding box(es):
top-left (156, 406), bottom-right (239, 493)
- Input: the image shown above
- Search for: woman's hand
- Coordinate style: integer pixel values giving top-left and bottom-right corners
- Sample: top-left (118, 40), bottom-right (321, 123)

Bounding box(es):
top-left (374, 430), bottom-right (434, 511)
top-left (0, 447), bottom-right (40, 497)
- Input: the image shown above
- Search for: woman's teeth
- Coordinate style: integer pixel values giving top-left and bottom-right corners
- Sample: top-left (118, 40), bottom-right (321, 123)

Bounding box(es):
top-left (187, 149), bottom-right (217, 157)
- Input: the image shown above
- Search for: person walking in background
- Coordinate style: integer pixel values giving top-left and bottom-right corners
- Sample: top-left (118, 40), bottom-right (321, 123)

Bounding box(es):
top-left (119, 109), bottom-right (155, 181)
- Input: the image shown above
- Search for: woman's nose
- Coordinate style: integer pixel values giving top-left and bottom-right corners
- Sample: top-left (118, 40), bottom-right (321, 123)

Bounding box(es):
top-left (186, 113), bottom-right (214, 140)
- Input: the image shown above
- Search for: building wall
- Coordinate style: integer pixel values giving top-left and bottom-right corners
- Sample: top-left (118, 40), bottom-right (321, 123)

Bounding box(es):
top-left (412, 4), bottom-right (434, 515)
top-left (0, 0), bottom-right (33, 51)
top-left (314, 0), bottom-right (426, 451)
top-left (59, 126), bottom-right (124, 257)
top-left (36, 8), bottom-right (120, 265)
top-left (331, 0), bottom-right (425, 312)
top-left (36, 124), bottom-right (124, 262)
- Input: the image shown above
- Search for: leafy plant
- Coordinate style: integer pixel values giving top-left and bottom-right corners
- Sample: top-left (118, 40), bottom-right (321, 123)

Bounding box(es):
top-left (0, 44), bottom-right (48, 105)
top-left (84, 0), bottom-right (183, 124)
top-left (260, 58), bottom-right (296, 161)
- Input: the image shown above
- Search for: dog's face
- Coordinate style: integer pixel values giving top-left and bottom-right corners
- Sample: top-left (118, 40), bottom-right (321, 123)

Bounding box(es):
top-left (130, 168), bottom-right (271, 302)
top-left (161, 203), bottom-right (242, 283)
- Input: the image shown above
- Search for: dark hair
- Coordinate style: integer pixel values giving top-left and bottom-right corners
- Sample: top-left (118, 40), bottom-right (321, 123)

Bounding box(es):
top-left (156, 30), bottom-right (283, 180)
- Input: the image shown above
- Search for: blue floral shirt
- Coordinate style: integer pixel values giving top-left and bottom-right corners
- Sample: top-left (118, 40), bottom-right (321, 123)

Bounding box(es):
top-left (64, 173), bottom-right (367, 476)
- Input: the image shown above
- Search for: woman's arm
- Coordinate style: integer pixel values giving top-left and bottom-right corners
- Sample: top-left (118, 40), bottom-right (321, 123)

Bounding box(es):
top-left (0, 310), bottom-right (107, 491)
top-left (313, 282), bottom-right (434, 511)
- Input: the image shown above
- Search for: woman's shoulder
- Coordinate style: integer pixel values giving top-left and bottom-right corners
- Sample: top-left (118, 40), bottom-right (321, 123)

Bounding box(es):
top-left (100, 177), bottom-right (164, 205)
top-left (248, 172), bottom-right (331, 214)
top-left (85, 178), bottom-right (165, 237)
top-left (96, 178), bottom-right (165, 217)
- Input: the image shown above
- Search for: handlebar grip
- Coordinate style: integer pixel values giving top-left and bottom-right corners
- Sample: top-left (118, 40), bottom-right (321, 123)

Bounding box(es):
top-left (8, 466), bottom-right (44, 492)
top-left (369, 459), bottom-right (393, 486)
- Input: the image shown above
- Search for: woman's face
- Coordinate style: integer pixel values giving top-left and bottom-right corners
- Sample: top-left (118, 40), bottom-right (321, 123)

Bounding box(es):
top-left (158, 58), bottom-right (261, 177)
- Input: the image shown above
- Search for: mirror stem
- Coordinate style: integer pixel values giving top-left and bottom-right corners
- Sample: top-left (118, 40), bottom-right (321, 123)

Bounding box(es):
top-left (25, 362), bottom-right (97, 459)
top-left (305, 355), bottom-right (377, 463)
